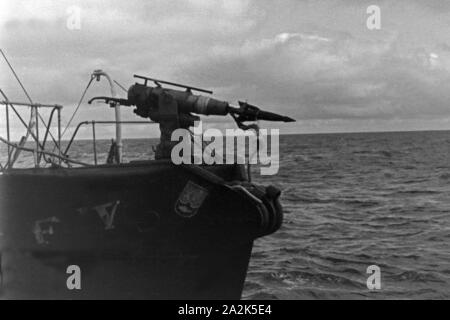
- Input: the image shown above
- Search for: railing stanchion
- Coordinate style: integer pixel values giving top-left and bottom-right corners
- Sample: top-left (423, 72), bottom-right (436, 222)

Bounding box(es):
top-left (92, 121), bottom-right (97, 165)
top-left (34, 105), bottom-right (40, 168)
top-left (58, 107), bottom-right (61, 166)
top-left (38, 107), bottom-right (57, 164)
top-left (6, 101), bottom-right (11, 165)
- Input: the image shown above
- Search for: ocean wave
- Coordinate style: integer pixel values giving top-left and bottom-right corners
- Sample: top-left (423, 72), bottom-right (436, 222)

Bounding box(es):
top-left (4, 132), bottom-right (450, 299)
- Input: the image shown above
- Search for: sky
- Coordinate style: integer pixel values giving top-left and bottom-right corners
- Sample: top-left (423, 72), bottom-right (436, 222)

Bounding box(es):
top-left (1, 0), bottom-right (450, 139)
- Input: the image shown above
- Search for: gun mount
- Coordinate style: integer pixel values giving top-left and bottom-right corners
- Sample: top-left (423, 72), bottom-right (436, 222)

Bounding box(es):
top-left (88, 75), bottom-right (295, 159)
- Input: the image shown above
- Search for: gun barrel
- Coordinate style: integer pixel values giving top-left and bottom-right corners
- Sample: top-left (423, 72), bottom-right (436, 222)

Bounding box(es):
top-left (89, 83), bottom-right (295, 124)
top-left (229, 104), bottom-right (295, 122)
top-left (257, 110), bottom-right (296, 122)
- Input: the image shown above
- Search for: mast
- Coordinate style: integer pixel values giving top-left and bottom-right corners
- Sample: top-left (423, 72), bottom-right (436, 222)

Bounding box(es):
top-left (91, 69), bottom-right (122, 163)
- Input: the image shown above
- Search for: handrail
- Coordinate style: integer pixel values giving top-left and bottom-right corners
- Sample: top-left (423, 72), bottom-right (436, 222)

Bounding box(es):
top-left (38, 106), bottom-right (58, 163)
top-left (0, 97), bottom-right (63, 169)
top-left (0, 137), bottom-right (91, 167)
top-left (63, 121), bottom-right (90, 155)
top-left (0, 102), bottom-right (155, 168)
top-left (63, 120), bottom-right (156, 165)
top-left (0, 101), bottom-right (62, 109)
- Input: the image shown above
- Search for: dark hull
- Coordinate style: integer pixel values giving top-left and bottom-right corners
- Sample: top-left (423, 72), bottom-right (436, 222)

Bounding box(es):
top-left (0, 161), bottom-right (282, 299)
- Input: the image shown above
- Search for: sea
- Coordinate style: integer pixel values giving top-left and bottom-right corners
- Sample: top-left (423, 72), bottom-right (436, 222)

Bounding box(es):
top-left (1, 130), bottom-right (449, 299)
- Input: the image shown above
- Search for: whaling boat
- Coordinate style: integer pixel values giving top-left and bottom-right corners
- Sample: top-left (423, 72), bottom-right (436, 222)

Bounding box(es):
top-left (0, 56), bottom-right (294, 299)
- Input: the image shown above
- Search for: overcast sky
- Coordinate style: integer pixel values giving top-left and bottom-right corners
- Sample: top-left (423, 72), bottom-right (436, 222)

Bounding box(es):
top-left (1, 0), bottom-right (450, 139)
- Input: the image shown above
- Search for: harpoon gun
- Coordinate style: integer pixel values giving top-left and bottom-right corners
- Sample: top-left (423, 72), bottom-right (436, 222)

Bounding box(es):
top-left (88, 74), bottom-right (295, 129)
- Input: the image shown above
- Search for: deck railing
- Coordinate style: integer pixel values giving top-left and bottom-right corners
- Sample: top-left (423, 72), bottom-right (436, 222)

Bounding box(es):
top-left (0, 96), bottom-right (63, 170)
top-left (0, 97), bottom-right (156, 170)
top-left (63, 120), bottom-right (155, 165)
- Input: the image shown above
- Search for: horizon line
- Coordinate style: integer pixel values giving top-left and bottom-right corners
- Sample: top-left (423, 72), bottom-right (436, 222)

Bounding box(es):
top-left (2, 128), bottom-right (448, 144)
top-left (50, 128), bottom-right (450, 142)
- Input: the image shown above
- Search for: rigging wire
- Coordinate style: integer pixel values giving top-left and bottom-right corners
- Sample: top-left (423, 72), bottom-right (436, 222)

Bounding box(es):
top-left (1, 49), bottom-right (62, 164)
top-left (1, 48), bottom-right (36, 139)
top-left (0, 49), bottom-right (33, 104)
top-left (114, 80), bottom-right (128, 93)
top-left (61, 76), bottom-right (94, 139)
top-left (58, 77), bottom-right (127, 157)
top-left (61, 76), bottom-right (125, 140)
top-left (0, 51), bottom-right (126, 166)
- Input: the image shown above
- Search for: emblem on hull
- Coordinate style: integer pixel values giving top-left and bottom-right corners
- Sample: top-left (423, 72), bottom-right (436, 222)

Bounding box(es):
top-left (78, 200), bottom-right (120, 230)
top-left (175, 181), bottom-right (208, 218)
top-left (33, 216), bottom-right (61, 245)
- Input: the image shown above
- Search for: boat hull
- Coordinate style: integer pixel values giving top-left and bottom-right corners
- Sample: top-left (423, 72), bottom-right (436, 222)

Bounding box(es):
top-left (0, 161), bottom-right (282, 299)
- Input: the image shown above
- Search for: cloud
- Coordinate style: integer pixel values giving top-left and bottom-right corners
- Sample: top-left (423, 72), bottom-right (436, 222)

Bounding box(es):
top-left (1, 0), bottom-right (450, 138)
top-left (180, 22), bottom-right (450, 126)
